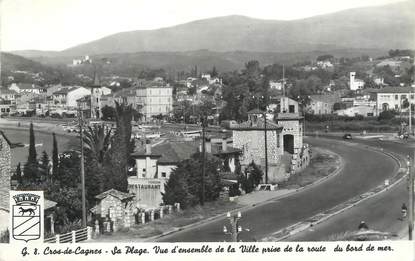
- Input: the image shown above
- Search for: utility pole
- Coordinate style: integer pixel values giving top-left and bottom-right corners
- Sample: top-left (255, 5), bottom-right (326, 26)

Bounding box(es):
top-left (263, 111), bottom-right (268, 184)
top-left (78, 106), bottom-right (87, 227)
top-left (282, 64), bottom-right (285, 97)
top-left (201, 116), bottom-right (206, 206)
top-left (409, 153), bottom-right (414, 240)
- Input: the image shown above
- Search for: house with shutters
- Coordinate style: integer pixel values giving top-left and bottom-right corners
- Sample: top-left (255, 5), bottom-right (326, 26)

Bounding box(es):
top-left (128, 137), bottom-right (241, 209)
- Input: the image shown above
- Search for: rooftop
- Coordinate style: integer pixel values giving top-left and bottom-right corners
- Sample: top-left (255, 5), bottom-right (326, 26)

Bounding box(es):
top-left (132, 140), bottom-right (241, 164)
top-left (370, 86), bottom-right (414, 94)
top-left (95, 189), bottom-right (135, 201)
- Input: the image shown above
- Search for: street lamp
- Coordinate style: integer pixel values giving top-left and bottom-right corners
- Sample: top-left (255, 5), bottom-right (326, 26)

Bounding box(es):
top-left (223, 211), bottom-right (243, 242)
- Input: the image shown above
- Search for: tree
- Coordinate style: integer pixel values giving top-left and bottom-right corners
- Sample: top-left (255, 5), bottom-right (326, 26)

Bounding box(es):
top-left (28, 122), bottom-right (37, 164)
top-left (13, 163), bottom-right (23, 185)
top-left (102, 101), bottom-right (133, 192)
top-left (83, 124), bottom-right (112, 202)
top-left (57, 150), bottom-right (81, 188)
top-left (162, 153), bottom-right (222, 208)
top-left (101, 105), bottom-right (116, 121)
top-left (52, 133), bottom-right (59, 178)
top-left (210, 66), bottom-right (218, 78)
top-left (39, 151), bottom-right (50, 181)
top-left (23, 122), bottom-right (39, 183)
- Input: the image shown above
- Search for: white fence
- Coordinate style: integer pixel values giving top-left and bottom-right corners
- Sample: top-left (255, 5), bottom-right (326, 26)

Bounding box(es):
top-left (44, 226), bottom-right (92, 243)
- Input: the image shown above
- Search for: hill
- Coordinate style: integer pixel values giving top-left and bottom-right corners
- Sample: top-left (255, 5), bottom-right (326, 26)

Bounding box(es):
top-left (53, 1), bottom-right (414, 56)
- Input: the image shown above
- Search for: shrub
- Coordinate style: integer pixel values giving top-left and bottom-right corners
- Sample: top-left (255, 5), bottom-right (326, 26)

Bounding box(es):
top-left (378, 110), bottom-right (396, 121)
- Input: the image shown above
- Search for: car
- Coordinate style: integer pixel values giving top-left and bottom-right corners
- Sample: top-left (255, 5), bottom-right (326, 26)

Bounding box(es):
top-left (343, 133), bottom-right (352, 140)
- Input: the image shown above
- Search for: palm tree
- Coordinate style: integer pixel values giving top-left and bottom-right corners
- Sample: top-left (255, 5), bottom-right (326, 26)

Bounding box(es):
top-left (83, 124), bottom-right (112, 165)
top-left (83, 124), bottom-right (112, 199)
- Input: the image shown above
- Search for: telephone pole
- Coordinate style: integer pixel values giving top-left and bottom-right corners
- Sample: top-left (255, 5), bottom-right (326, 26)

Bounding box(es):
top-left (78, 106), bottom-right (87, 227)
top-left (201, 116), bottom-right (207, 206)
top-left (409, 153), bottom-right (414, 240)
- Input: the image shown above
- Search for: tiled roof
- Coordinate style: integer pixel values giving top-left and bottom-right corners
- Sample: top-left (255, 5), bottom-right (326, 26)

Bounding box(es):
top-left (229, 118), bottom-right (282, 130)
top-left (132, 140), bottom-right (241, 164)
top-left (53, 87), bottom-right (78, 95)
top-left (18, 83), bottom-right (40, 90)
top-left (95, 189), bottom-right (135, 201)
top-left (370, 86), bottom-right (414, 94)
top-left (309, 95), bottom-right (339, 103)
top-left (0, 89), bottom-right (17, 95)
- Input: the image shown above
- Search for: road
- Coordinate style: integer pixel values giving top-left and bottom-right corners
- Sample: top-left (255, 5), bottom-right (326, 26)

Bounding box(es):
top-left (157, 137), bottom-right (398, 242)
top-left (288, 136), bottom-right (412, 241)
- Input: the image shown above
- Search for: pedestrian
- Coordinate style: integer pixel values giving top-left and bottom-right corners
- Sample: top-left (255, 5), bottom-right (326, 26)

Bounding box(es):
top-left (401, 203), bottom-right (408, 218)
top-left (358, 221), bottom-right (369, 230)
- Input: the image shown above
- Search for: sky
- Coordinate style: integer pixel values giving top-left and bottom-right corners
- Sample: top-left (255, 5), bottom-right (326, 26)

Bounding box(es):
top-left (0, 0), bottom-right (404, 52)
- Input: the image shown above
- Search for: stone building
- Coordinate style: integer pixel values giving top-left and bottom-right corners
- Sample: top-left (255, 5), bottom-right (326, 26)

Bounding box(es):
top-left (230, 97), bottom-right (310, 183)
top-left (94, 189), bottom-right (136, 230)
top-left (0, 131), bottom-right (11, 234)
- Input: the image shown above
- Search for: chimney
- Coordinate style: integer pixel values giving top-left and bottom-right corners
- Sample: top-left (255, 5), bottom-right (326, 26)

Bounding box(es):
top-left (205, 137), bottom-right (211, 154)
top-left (222, 137), bottom-right (227, 152)
top-left (145, 139), bottom-right (151, 154)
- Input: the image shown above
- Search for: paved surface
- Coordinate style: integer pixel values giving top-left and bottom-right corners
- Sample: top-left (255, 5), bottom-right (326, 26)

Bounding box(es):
top-left (285, 134), bottom-right (413, 241)
top-left (157, 137), bottom-right (397, 242)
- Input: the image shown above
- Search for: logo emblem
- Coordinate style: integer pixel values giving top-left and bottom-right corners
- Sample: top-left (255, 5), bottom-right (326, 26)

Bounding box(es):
top-left (11, 192), bottom-right (43, 242)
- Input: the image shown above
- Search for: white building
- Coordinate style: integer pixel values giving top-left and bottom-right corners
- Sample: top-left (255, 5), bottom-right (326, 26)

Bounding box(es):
top-left (350, 72), bottom-right (365, 91)
top-left (52, 86), bottom-right (90, 109)
top-left (9, 83), bottom-right (43, 94)
top-left (371, 87), bottom-right (415, 114)
top-left (135, 81), bottom-right (173, 121)
top-left (129, 138), bottom-right (240, 208)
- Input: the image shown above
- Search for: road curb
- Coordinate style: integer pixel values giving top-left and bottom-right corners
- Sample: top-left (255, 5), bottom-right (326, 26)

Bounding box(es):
top-left (262, 142), bottom-right (407, 241)
top-left (145, 147), bottom-right (344, 242)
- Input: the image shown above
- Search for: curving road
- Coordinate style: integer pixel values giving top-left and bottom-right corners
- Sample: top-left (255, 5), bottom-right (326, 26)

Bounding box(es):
top-left (288, 135), bottom-right (412, 241)
top-left (157, 137), bottom-right (398, 242)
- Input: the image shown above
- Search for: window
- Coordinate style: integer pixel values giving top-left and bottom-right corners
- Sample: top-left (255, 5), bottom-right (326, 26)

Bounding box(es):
top-left (402, 95), bottom-right (407, 99)
top-left (395, 104), bottom-right (399, 109)
top-left (289, 105), bottom-right (295, 113)
top-left (161, 172), bottom-right (166, 178)
top-left (142, 168), bottom-right (146, 172)
top-left (411, 95), bottom-right (414, 100)
top-left (395, 95), bottom-right (399, 100)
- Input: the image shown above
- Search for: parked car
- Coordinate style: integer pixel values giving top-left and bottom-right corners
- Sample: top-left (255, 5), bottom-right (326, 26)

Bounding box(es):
top-left (343, 133), bottom-right (352, 140)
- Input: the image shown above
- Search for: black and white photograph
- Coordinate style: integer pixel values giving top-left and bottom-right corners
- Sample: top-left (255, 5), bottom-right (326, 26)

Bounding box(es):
top-left (0, 0), bottom-right (414, 253)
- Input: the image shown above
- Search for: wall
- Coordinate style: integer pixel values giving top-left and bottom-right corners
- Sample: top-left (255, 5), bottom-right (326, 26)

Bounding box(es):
top-left (277, 120), bottom-right (303, 150)
top-left (128, 177), bottom-right (162, 209)
top-left (135, 157), bottom-right (158, 178)
top-left (233, 129), bottom-right (286, 183)
top-left (0, 134), bottom-right (11, 233)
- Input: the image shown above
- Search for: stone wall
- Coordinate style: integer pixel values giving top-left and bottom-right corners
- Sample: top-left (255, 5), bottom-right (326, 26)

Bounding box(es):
top-left (0, 133), bottom-right (11, 233)
top-left (278, 120), bottom-right (303, 150)
top-left (233, 129), bottom-right (286, 183)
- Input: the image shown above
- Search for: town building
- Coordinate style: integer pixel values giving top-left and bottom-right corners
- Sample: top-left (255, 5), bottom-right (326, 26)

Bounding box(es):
top-left (349, 72), bottom-right (365, 91)
top-left (0, 89), bottom-right (17, 115)
top-left (307, 95), bottom-right (339, 114)
top-left (231, 97), bottom-right (309, 183)
top-left (135, 81), bottom-right (173, 121)
top-left (9, 83), bottom-right (43, 94)
top-left (52, 86), bottom-right (90, 109)
top-left (370, 86), bottom-right (415, 114)
top-left (128, 137), bottom-right (240, 208)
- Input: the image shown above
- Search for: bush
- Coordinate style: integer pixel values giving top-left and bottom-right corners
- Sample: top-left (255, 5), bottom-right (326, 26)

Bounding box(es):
top-left (378, 110), bottom-right (396, 121)
top-left (162, 154), bottom-right (222, 209)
